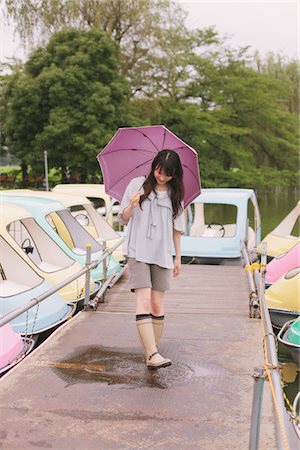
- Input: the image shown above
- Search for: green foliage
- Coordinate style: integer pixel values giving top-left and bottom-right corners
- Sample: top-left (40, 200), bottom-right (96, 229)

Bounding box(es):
top-left (0, 28), bottom-right (136, 181)
top-left (1, 1), bottom-right (299, 189)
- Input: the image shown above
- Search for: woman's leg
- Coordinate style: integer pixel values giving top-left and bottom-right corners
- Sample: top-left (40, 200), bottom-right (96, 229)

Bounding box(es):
top-left (135, 288), bottom-right (171, 369)
top-left (150, 290), bottom-right (165, 346)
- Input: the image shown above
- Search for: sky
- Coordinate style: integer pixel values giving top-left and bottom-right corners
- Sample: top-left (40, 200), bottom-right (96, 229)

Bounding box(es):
top-left (179, 0), bottom-right (299, 59)
top-left (0, 0), bottom-right (299, 62)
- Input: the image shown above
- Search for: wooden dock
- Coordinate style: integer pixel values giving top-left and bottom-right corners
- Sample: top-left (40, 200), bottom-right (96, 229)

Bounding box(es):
top-left (0, 264), bottom-right (276, 449)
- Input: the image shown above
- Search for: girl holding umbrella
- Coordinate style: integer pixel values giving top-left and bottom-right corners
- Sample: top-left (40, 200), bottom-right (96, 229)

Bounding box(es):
top-left (118, 150), bottom-right (185, 369)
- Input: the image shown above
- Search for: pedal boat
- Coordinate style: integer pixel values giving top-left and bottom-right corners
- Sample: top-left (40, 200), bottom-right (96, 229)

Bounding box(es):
top-left (52, 184), bottom-right (114, 225)
top-left (0, 319), bottom-right (34, 375)
top-left (257, 201), bottom-right (299, 258)
top-left (277, 318), bottom-right (300, 367)
top-left (0, 230), bottom-right (75, 337)
top-left (179, 188), bottom-right (261, 261)
top-left (0, 198), bottom-right (95, 303)
top-left (12, 188), bottom-right (124, 262)
top-left (266, 242), bottom-right (300, 286)
top-left (1, 193), bottom-right (120, 282)
top-left (265, 267), bottom-right (300, 331)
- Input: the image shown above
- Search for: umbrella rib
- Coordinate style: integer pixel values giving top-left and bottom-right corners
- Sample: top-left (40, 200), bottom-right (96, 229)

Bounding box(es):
top-left (135, 129), bottom-right (160, 151)
top-left (161, 128), bottom-right (167, 150)
top-left (182, 164), bottom-right (200, 184)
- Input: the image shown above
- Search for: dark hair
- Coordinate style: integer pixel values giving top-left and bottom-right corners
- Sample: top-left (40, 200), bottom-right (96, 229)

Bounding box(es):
top-left (140, 150), bottom-right (184, 218)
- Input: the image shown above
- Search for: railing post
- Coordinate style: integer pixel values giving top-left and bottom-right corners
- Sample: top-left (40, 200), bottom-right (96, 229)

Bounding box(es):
top-left (249, 368), bottom-right (265, 450)
top-left (83, 244), bottom-right (92, 309)
top-left (102, 241), bottom-right (107, 282)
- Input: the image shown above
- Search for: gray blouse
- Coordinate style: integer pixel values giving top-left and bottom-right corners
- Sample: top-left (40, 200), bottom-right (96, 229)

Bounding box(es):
top-left (118, 177), bottom-right (185, 269)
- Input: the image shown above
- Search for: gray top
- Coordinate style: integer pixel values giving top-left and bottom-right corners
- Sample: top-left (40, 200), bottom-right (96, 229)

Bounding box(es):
top-left (118, 177), bottom-right (185, 269)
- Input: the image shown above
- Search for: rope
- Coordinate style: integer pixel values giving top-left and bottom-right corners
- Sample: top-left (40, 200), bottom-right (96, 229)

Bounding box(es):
top-left (244, 262), bottom-right (266, 274)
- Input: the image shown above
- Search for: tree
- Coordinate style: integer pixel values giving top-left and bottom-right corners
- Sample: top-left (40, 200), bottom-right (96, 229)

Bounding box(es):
top-left (253, 51), bottom-right (300, 115)
top-left (4, 0), bottom-right (191, 95)
top-left (0, 28), bottom-right (135, 181)
top-left (131, 48), bottom-right (299, 189)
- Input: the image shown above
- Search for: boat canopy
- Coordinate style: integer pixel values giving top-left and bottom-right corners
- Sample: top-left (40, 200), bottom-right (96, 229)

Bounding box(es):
top-left (272, 201), bottom-right (300, 236)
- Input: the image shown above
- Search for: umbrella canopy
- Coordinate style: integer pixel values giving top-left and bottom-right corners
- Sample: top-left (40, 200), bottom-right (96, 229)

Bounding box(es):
top-left (97, 125), bottom-right (201, 208)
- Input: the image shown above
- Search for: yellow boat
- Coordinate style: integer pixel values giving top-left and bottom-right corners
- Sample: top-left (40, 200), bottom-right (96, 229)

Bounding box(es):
top-left (257, 201), bottom-right (300, 258)
top-left (52, 184), bottom-right (114, 225)
top-left (265, 267), bottom-right (300, 330)
top-left (52, 185), bottom-right (124, 261)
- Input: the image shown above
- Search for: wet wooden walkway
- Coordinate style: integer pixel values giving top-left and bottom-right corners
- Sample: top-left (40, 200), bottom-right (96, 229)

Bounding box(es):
top-left (0, 264), bottom-right (276, 449)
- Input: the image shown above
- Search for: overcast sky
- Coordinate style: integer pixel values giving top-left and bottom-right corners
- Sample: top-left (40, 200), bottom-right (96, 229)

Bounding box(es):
top-left (178, 0), bottom-right (299, 59)
top-left (0, 0), bottom-right (299, 62)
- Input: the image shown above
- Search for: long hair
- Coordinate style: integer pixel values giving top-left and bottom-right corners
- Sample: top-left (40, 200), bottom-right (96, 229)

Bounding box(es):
top-left (140, 150), bottom-right (184, 218)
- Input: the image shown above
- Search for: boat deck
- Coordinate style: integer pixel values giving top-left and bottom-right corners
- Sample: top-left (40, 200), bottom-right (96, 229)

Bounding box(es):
top-left (0, 264), bottom-right (276, 449)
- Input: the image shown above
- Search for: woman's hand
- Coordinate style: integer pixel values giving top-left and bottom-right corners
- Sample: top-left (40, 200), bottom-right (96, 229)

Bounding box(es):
top-left (130, 192), bottom-right (141, 208)
top-left (173, 256), bottom-right (181, 277)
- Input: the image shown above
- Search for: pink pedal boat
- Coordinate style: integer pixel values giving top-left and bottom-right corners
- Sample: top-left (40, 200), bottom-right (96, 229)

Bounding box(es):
top-left (266, 242), bottom-right (300, 285)
top-left (0, 319), bottom-right (34, 375)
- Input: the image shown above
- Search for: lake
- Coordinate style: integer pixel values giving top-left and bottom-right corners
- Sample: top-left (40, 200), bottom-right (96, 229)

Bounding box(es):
top-left (257, 187), bottom-right (299, 238)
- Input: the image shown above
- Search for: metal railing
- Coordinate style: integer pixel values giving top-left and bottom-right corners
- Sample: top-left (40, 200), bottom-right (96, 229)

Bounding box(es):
top-left (241, 242), bottom-right (300, 450)
top-left (0, 237), bottom-right (125, 329)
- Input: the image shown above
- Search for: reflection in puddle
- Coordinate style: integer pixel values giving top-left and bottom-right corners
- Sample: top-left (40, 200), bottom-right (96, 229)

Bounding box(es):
top-left (51, 346), bottom-right (195, 389)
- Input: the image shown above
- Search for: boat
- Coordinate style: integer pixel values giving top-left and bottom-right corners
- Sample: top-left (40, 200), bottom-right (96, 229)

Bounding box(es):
top-left (0, 198), bottom-right (96, 303)
top-left (277, 318), bottom-right (300, 367)
top-left (257, 201), bottom-right (300, 258)
top-left (0, 319), bottom-right (34, 375)
top-left (0, 193), bottom-right (121, 282)
top-left (265, 267), bottom-right (300, 331)
top-left (52, 184), bottom-right (116, 225)
top-left (9, 188), bottom-right (124, 262)
top-left (0, 228), bottom-right (75, 337)
top-left (179, 188), bottom-right (261, 262)
top-left (266, 242), bottom-right (300, 285)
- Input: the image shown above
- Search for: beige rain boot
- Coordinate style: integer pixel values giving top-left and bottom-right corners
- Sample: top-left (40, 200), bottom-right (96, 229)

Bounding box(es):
top-left (151, 314), bottom-right (164, 346)
top-left (136, 315), bottom-right (172, 369)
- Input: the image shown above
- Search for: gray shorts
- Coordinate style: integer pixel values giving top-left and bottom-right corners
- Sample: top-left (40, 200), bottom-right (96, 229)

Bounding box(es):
top-left (128, 258), bottom-right (171, 292)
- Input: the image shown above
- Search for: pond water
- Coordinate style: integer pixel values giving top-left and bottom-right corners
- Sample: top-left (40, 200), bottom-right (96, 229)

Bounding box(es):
top-left (256, 187), bottom-right (299, 238)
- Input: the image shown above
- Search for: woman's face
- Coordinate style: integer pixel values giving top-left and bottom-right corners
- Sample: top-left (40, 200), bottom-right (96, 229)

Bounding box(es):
top-left (154, 167), bottom-right (173, 187)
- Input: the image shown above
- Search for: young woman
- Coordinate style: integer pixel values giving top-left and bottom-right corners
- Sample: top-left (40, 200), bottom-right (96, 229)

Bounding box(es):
top-left (118, 150), bottom-right (185, 369)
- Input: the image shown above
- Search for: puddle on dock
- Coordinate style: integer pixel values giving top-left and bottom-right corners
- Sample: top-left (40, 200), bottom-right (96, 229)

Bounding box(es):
top-left (50, 346), bottom-right (209, 389)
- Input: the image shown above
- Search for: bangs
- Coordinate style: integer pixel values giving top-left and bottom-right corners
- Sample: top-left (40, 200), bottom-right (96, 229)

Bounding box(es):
top-left (155, 161), bottom-right (176, 178)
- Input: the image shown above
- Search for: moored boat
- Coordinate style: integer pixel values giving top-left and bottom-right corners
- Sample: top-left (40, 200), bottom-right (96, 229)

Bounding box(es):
top-left (179, 188), bottom-right (261, 262)
top-left (266, 242), bottom-right (300, 285)
top-left (0, 198), bottom-right (95, 303)
top-left (52, 184), bottom-right (114, 224)
top-left (257, 201), bottom-right (300, 258)
top-left (0, 230), bottom-right (75, 336)
top-left (8, 189), bottom-right (124, 262)
top-left (0, 319), bottom-right (34, 375)
top-left (1, 194), bottom-right (120, 282)
top-left (265, 267), bottom-right (300, 331)
top-left (277, 318), bottom-right (300, 367)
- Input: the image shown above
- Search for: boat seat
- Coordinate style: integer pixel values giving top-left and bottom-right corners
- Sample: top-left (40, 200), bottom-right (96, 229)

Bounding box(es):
top-left (37, 261), bottom-right (65, 272)
top-left (72, 248), bottom-right (87, 255)
top-left (189, 224), bottom-right (206, 237)
top-left (202, 228), bottom-right (219, 237)
top-left (0, 280), bottom-right (32, 296)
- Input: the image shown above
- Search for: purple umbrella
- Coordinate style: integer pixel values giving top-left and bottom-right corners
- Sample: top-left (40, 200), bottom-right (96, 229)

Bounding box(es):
top-left (97, 125), bottom-right (201, 208)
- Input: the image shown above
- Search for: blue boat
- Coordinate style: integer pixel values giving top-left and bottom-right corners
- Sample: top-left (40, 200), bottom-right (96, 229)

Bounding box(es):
top-left (0, 231), bottom-right (74, 337)
top-left (1, 194), bottom-right (121, 281)
top-left (179, 188), bottom-right (261, 262)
